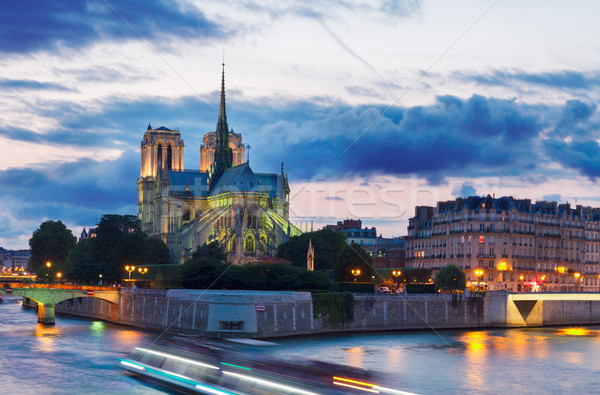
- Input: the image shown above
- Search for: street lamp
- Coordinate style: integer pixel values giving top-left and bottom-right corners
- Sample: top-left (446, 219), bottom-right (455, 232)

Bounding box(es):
top-left (125, 265), bottom-right (135, 281)
top-left (351, 269), bottom-right (361, 282)
top-left (56, 272), bottom-right (62, 283)
top-left (138, 267), bottom-right (148, 279)
top-left (45, 261), bottom-right (52, 281)
top-left (392, 270), bottom-right (401, 290)
top-left (574, 272), bottom-right (581, 292)
top-left (475, 269), bottom-right (484, 291)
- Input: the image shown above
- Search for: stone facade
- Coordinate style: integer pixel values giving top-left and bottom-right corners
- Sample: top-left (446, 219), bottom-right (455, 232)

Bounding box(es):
top-left (407, 195), bottom-right (600, 292)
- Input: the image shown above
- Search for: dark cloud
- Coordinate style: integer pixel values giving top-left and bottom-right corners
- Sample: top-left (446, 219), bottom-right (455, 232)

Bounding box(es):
top-left (239, 94), bottom-right (546, 182)
top-left (0, 79), bottom-right (74, 91)
top-left (457, 69), bottom-right (600, 90)
top-left (552, 99), bottom-right (597, 138)
top-left (0, 152), bottom-right (138, 226)
top-left (543, 139), bottom-right (600, 180)
top-left (0, 0), bottom-right (227, 54)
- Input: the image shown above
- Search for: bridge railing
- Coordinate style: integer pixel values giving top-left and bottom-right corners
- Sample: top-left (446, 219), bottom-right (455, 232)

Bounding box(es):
top-left (3, 283), bottom-right (120, 291)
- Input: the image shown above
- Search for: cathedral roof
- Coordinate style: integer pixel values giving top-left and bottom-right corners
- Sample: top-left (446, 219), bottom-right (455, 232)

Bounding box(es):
top-left (168, 170), bottom-right (209, 197)
top-left (210, 162), bottom-right (260, 195)
top-left (208, 162), bottom-right (283, 199)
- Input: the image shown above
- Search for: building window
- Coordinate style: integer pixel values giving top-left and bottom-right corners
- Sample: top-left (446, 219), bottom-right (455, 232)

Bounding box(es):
top-left (479, 235), bottom-right (485, 243)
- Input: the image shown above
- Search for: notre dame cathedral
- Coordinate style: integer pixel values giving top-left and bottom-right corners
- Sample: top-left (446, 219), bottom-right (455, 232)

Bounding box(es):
top-left (137, 65), bottom-right (301, 263)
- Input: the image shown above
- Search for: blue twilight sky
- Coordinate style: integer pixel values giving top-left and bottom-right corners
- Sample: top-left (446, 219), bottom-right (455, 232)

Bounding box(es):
top-left (2, 0), bottom-right (600, 248)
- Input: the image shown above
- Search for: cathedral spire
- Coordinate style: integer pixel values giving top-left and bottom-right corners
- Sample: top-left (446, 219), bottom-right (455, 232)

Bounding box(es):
top-left (210, 62), bottom-right (233, 189)
top-left (217, 62), bottom-right (228, 135)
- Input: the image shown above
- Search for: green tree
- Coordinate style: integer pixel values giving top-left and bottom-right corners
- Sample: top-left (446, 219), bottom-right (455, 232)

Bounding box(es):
top-left (404, 267), bottom-right (432, 284)
top-left (434, 265), bottom-right (467, 293)
top-left (277, 229), bottom-right (347, 271)
top-left (334, 242), bottom-right (374, 282)
top-left (177, 258), bottom-right (227, 289)
top-left (192, 241), bottom-right (227, 261)
top-left (176, 259), bottom-right (335, 291)
top-left (64, 214), bottom-right (170, 284)
top-left (29, 220), bottom-right (76, 276)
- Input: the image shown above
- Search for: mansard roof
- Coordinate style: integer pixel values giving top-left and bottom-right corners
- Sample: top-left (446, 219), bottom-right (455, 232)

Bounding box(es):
top-left (436, 194), bottom-right (600, 219)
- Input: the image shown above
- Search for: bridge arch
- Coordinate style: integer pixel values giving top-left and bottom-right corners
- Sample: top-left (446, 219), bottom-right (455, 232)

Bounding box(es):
top-left (7, 288), bottom-right (121, 324)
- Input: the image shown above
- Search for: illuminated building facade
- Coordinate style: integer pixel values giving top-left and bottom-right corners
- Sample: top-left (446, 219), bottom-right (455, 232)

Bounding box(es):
top-left (137, 66), bottom-right (301, 263)
top-left (406, 195), bottom-right (600, 292)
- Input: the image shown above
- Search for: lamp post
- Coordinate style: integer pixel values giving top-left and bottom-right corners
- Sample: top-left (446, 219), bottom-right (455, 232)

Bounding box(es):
top-left (45, 261), bottom-right (52, 282)
top-left (56, 272), bottom-right (62, 284)
top-left (475, 269), bottom-right (483, 292)
top-left (125, 265), bottom-right (135, 281)
top-left (519, 274), bottom-right (524, 292)
top-left (574, 272), bottom-right (581, 292)
top-left (392, 270), bottom-right (401, 290)
top-left (351, 269), bottom-right (361, 282)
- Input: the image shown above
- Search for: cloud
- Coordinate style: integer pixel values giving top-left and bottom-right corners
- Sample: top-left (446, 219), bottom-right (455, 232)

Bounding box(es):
top-left (543, 139), bottom-right (600, 179)
top-left (239, 94), bottom-right (548, 183)
top-left (551, 99), bottom-right (597, 139)
top-left (0, 0), bottom-right (227, 54)
top-left (0, 151), bottom-right (138, 223)
top-left (325, 196), bottom-right (345, 201)
top-left (3, 89), bottom-right (600, 239)
top-left (0, 79), bottom-right (75, 91)
top-left (542, 194), bottom-right (562, 202)
top-left (453, 182), bottom-right (477, 198)
top-left (456, 69), bottom-right (600, 91)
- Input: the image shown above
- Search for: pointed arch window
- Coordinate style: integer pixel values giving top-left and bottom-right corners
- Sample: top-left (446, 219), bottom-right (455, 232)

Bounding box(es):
top-left (244, 235), bottom-right (255, 252)
top-left (157, 144), bottom-right (163, 170)
top-left (167, 145), bottom-right (172, 170)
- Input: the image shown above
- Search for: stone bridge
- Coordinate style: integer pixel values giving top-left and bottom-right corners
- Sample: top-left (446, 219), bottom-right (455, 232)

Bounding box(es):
top-left (1, 287), bottom-right (120, 324)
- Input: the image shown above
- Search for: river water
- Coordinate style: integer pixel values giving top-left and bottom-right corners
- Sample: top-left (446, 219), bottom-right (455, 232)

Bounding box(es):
top-left (1, 294), bottom-right (599, 394)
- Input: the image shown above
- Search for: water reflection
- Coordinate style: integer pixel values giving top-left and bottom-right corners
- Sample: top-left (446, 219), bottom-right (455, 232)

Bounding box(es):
top-left (344, 346), bottom-right (365, 367)
top-left (90, 321), bottom-right (106, 336)
top-left (33, 323), bottom-right (62, 353)
top-left (557, 327), bottom-right (592, 337)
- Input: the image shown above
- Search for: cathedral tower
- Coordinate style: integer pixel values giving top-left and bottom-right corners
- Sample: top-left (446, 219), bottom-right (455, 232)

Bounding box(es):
top-left (138, 125), bottom-right (184, 233)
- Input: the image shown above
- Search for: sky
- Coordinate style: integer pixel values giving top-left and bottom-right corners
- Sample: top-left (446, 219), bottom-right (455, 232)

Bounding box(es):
top-left (3, 0), bottom-right (600, 249)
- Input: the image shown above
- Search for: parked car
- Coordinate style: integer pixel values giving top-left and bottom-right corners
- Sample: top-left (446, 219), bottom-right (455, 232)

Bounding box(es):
top-left (377, 286), bottom-right (391, 294)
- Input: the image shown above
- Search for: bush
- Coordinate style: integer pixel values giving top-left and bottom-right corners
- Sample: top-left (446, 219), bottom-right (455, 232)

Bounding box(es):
top-left (405, 284), bottom-right (435, 294)
top-left (337, 282), bottom-right (375, 293)
top-left (434, 265), bottom-right (467, 293)
top-left (312, 292), bottom-right (354, 324)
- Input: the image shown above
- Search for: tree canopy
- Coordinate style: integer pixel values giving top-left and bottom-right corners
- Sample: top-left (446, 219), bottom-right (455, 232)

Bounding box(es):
top-left (29, 220), bottom-right (76, 276)
top-left (434, 265), bottom-right (467, 293)
top-left (277, 229), bottom-right (347, 271)
top-left (64, 214), bottom-right (170, 283)
top-left (177, 258), bottom-right (334, 291)
top-left (192, 241), bottom-right (227, 261)
top-left (334, 242), bottom-right (374, 282)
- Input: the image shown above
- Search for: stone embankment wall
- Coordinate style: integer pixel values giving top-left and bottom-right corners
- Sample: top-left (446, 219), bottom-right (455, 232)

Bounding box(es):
top-left (53, 290), bottom-right (600, 338)
top-left (53, 289), bottom-right (501, 338)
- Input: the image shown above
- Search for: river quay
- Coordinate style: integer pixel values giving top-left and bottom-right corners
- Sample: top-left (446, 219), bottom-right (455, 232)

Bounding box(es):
top-left (27, 289), bottom-right (600, 338)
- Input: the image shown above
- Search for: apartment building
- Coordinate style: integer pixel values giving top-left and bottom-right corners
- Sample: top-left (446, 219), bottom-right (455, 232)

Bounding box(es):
top-left (406, 195), bottom-right (600, 292)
